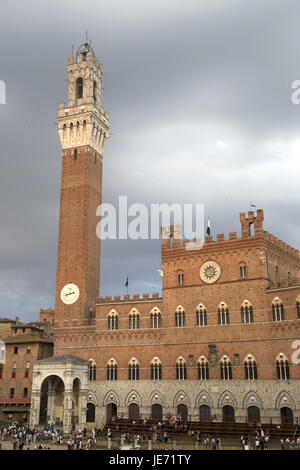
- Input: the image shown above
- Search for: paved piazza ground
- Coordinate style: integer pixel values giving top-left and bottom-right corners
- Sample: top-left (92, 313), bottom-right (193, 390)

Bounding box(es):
top-left (0, 435), bottom-right (294, 451)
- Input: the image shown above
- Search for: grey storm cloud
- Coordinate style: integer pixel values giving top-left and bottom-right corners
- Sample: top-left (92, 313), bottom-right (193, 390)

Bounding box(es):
top-left (0, 0), bottom-right (300, 321)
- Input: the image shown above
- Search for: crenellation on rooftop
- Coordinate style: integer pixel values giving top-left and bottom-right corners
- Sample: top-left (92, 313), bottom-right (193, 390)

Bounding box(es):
top-left (96, 292), bottom-right (162, 304)
top-left (160, 210), bottom-right (299, 261)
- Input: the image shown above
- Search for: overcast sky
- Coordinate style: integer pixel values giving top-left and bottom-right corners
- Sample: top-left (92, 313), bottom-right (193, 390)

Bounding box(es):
top-left (0, 0), bottom-right (300, 322)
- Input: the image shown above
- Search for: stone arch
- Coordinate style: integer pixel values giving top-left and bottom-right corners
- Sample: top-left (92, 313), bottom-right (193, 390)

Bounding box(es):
top-left (87, 390), bottom-right (98, 406)
top-left (39, 374), bottom-right (65, 426)
top-left (173, 390), bottom-right (191, 407)
top-left (103, 390), bottom-right (120, 407)
top-left (218, 390), bottom-right (237, 409)
top-left (125, 390), bottom-right (142, 407)
top-left (195, 390), bottom-right (213, 408)
top-left (72, 376), bottom-right (82, 386)
top-left (242, 390), bottom-right (263, 410)
top-left (275, 390), bottom-right (296, 411)
top-left (148, 390), bottom-right (163, 406)
top-left (38, 372), bottom-right (65, 390)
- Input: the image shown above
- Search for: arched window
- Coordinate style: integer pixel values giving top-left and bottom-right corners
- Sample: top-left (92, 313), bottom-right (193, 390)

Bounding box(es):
top-left (150, 308), bottom-right (161, 328)
top-left (218, 302), bottom-right (229, 325)
top-left (128, 358), bottom-right (139, 380)
top-left (220, 356), bottom-right (232, 380)
top-left (272, 298), bottom-right (285, 322)
top-left (86, 403), bottom-right (96, 423)
top-left (150, 357), bottom-right (162, 380)
top-left (74, 148), bottom-right (77, 160)
top-left (106, 358), bottom-right (118, 380)
top-left (129, 309), bottom-right (140, 329)
top-left (197, 356), bottom-right (209, 380)
top-left (62, 123), bottom-right (67, 141)
top-left (12, 362), bottom-right (16, 379)
top-left (175, 306), bottom-right (185, 327)
top-left (296, 295), bottom-right (300, 319)
top-left (88, 360), bottom-right (96, 381)
top-left (244, 354), bottom-right (258, 380)
top-left (93, 80), bottom-right (97, 103)
top-left (177, 271), bottom-right (184, 286)
top-left (240, 264), bottom-right (247, 278)
top-left (196, 304), bottom-right (207, 326)
top-left (241, 300), bottom-right (254, 324)
top-left (176, 356), bottom-right (187, 380)
top-left (276, 353), bottom-right (290, 380)
top-left (76, 77), bottom-right (83, 99)
top-left (108, 310), bottom-right (118, 330)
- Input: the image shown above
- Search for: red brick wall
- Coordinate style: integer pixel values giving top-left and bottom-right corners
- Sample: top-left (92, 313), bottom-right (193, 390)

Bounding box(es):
top-left (54, 145), bottom-right (102, 332)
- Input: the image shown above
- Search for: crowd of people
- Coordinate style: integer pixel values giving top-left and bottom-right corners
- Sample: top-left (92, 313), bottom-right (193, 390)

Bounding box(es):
top-left (0, 423), bottom-right (104, 450)
top-left (1, 419), bottom-right (299, 450)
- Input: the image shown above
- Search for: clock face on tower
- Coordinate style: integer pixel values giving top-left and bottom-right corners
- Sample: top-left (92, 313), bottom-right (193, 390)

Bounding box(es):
top-left (199, 260), bottom-right (221, 284)
top-left (60, 283), bottom-right (80, 305)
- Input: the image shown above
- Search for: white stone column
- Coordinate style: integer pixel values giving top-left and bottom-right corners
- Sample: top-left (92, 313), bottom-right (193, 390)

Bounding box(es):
top-left (47, 391), bottom-right (56, 425)
top-left (63, 388), bottom-right (73, 434)
top-left (29, 391), bottom-right (41, 428)
top-left (78, 389), bottom-right (88, 429)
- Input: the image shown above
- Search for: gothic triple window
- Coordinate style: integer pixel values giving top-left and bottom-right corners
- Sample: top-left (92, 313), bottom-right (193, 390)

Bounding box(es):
top-left (129, 310), bottom-right (140, 329)
top-left (176, 357), bottom-right (187, 380)
top-left (128, 358), bottom-right (139, 380)
top-left (175, 306), bottom-right (186, 327)
top-left (150, 358), bottom-right (162, 380)
top-left (196, 304), bottom-right (207, 326)
top-left (220, 356), bottom-right (232, 380)
top-left (107, 358), bottom-right (118, 380)
top-left (276, 353), bottom-right (290, 380)
top-left (197, 356), bottom-right (209, 380)
top-left (241, 301), bottom-right (254, 323)
top-left (218, 303), bottom-right (229, 325)
top-left (244, 354), bottom-right (258, 380)
top-left (108, 310), bottom-right (118, 330)
top-left (272, 298), bottom-right (285, 322)
top-left (150, 308), bottom-right (161, 328)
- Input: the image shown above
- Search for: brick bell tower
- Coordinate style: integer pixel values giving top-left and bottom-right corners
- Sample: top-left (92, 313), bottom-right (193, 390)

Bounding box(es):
top-left (55, 43), bottom-right (109, 328)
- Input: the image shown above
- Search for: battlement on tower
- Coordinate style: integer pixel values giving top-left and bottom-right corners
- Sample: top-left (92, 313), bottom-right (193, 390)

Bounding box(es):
top-left (160, 209), bottom-right (300, 261)
top-left (96, 293), bottom-right (162, 305)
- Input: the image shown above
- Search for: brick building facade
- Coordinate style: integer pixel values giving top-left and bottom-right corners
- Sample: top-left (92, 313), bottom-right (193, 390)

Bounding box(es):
top-left (26, 44), bottom-right (300, 432)
top-left (0, 312), bottom-right (54, 423)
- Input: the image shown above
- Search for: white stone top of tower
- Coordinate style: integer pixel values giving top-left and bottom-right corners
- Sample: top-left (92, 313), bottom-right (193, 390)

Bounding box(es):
top-left (56, 43), bottom-right (110, 155)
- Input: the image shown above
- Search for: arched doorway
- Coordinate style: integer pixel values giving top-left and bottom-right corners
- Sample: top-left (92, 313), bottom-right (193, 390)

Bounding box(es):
top-left (151, 404), bottom-right (162, 421)
top-left (247, 406), bottom-right (260, 423)
top-left (86, 403), bottom-right (96, 423)
top-left (177, 404), bottom-right (188, 421)
top-left (199, 405), bottom-right (211, 422)
top-left (39, 375), bottom-right (65, 426)
top-left (281, 407), bottom-right (293, 424)
top-left (107, 403), bottom-right (118, 421)
top-left (223, 405), bottom-right (235, 423)
top-left (128, 403), bottom-right (140, 421)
